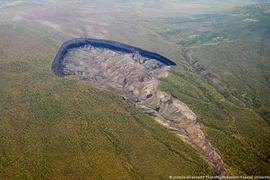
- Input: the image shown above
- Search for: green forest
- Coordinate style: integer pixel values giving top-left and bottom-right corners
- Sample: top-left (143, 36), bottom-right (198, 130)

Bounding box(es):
top-left (0, 23), bottom-right (212, 179)
top-left (158, 3), bottom-right (270, 175)
top-left (0, 0), bottom-right (270, 179)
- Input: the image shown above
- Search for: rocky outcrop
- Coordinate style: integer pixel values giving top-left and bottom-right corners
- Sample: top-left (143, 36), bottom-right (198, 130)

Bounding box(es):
top-left (52, 41), bottom-right (228, 176)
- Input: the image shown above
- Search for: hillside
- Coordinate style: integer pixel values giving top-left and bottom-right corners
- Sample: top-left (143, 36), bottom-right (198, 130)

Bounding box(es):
top-left (0, 0), bottom-right (269, 179)
top-left (156, 3), bottom-right (270, 175)
top-left (0, 23), bottom-right (212, 179)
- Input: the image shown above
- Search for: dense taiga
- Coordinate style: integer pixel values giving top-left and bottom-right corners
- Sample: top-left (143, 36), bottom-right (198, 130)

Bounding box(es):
top-left (0, 0), bottom-right (269, 179)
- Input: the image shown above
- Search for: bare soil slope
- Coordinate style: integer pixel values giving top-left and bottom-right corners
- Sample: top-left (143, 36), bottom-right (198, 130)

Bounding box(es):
top-left (60, 45), bottom-right (228, 176)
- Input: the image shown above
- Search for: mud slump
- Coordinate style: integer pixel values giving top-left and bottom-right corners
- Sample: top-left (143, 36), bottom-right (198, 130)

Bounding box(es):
top-left (52, 38), bottom-right (228, 176)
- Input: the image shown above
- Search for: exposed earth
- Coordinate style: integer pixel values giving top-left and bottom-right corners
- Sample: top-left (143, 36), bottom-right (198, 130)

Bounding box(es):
top-left (54, 41), bottom-right (228, 176)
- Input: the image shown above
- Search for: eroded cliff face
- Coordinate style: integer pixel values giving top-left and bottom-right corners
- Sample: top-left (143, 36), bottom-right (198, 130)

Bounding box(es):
top-left (60, 45), bottom-right (228, 176)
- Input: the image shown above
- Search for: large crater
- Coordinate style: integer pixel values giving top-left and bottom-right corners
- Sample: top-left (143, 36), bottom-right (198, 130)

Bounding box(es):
top-left (52, 38), bottom-right (228, 176)
top-left (52, 38), bottom-right (176, 77)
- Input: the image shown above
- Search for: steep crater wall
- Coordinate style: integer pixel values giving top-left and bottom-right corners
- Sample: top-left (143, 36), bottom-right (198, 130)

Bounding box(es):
top-left (52, 38), bottom-right (176, 77)
top-left (52, 39), bottom-right (228, 176)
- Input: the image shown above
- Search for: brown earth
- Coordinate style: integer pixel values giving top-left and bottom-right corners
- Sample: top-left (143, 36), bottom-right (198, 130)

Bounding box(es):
top-left (61, 46), bottom-right (228, 176)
